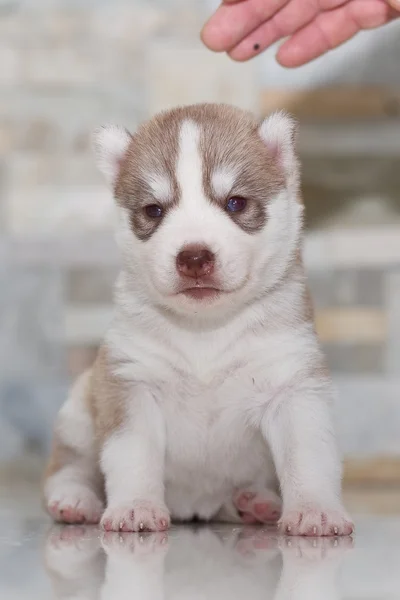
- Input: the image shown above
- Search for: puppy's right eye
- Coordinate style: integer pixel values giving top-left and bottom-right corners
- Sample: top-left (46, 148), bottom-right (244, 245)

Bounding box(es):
top-left (226, 196), bottom-right (247, 213)
top-left (144, 204), bottom-right (163, 219)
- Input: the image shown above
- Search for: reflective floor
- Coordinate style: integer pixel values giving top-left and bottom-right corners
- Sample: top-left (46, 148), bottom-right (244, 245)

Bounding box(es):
top-left (1, 504), bottom-right (400, 600)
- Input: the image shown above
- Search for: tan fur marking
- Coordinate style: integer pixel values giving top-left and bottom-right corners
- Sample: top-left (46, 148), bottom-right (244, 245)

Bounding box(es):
top-left (89, 344), bottom-right (129, 444)
top-left (44, 438), bottom-right (80, 481)
top-left (44, 347), bottom-right (130, 493)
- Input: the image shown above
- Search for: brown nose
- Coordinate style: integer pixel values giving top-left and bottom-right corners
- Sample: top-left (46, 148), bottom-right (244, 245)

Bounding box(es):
top-left (176, 245), bottom-right (215, 279)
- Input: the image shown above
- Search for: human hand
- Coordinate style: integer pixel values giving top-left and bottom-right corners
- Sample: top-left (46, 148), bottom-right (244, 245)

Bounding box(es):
top-left (201, 0), bottom-right (399, 67)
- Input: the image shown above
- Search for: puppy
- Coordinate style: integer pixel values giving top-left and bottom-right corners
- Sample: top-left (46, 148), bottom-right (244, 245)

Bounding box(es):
top-left (43, 103), bottom-right (353, 536)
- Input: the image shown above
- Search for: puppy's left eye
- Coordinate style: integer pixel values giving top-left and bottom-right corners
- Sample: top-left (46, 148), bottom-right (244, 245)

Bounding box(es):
top-left (144, 204), bottom-right (163, 219)
top-left (226, 196), bottom-right (247, 213)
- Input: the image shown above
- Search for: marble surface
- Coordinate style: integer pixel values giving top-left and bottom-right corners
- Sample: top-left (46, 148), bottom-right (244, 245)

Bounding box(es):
top-left (1, 499), bottom-right (400, 600)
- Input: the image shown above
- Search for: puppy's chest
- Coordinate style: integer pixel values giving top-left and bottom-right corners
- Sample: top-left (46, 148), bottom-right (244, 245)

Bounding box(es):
top-left (153, 361), bottom-right (266, 469)
top-left (151, 334), bottom-right (293, 438)
top-left (157, 369), bottom-right (246, 427)
top-left (157, 356), bottom-right (258, 417)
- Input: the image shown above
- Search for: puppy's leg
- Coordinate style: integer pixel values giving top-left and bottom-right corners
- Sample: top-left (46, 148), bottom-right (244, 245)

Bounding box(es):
top-left (100, 389), bottom-right (170, 532)
top-left (262, 377), bottom-right (354, 537)
top-left (44, 371), bottom-right (104, 524)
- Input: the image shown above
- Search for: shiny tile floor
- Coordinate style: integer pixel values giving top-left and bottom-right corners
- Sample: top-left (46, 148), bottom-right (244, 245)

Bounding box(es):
top-left (1, 499), bottom-right (400, 600)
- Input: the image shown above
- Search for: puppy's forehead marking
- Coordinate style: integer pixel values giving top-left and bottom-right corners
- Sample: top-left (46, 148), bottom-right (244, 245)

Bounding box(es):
top-left (211, 167), bottom-right (237, 199)
top-left (146, 171), bottom-right (173, 202)
top-left (177, 120), bottom-right (204, 209)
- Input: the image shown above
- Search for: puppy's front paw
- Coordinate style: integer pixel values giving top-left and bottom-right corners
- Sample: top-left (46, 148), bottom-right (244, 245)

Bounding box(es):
top-left (280, 506), bottom-right (354, 537)
top-left (46, 485), bottom-right (104, 525)
top-left (101, 500), bottom-right (170, 532)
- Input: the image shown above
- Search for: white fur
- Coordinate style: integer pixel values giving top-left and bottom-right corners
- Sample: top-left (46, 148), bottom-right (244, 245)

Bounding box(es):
top-left (146, 171), bottom-right (173, 202)
top-left (177, 120), bottom-right (203, 212)
top-left (48, 106), bottom-right (352, 536)
top-left (93, 125), bottom-right (131, 187)
top-left (259, 111), bottom-right (300, 193)
top-left (211, 166), bottom-right (237, 198)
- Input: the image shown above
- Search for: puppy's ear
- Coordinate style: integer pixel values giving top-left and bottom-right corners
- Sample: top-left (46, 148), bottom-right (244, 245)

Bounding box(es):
top-left (259, 111), bottom-right (299, 189)
top-left (93, 125), bottom-right (132, 187)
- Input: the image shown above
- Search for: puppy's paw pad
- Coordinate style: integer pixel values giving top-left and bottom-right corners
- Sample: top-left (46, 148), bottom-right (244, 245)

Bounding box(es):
top-left (101, 501), bottom-right (170, 533)
top-left (234, 489), bottom-right (282, 524)
top-left (280, 506), bottom-right (354, 537)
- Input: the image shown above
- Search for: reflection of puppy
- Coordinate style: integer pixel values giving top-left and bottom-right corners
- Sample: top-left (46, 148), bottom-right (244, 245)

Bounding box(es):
top-left (44, 526), bottom-right (351, 600)
top-left (43, 103), bottom-right (353, 536)
top-left (161, 528), bottom-right (281, 600)
top-left (44, 526), bottom-right (105, 600)
top-left (101, 531), bottom-right (169, 600)
top-left (275, 537), bottom-right (353, 600)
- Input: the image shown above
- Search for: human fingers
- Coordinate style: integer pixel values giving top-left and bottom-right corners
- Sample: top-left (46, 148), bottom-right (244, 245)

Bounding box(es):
top-left (201, 0), bottom-right (290, 52)
top-left (277, 0), bottom-right (395, 67)
top-left (228, 0), bottom-right (337, 60)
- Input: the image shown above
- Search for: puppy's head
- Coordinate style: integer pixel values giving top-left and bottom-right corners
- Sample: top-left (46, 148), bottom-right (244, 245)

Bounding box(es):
top-left (94, 104), bottom-right (303, 319)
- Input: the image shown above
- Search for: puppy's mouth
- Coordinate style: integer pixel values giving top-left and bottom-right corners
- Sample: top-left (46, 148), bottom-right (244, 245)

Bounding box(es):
top-left (181, 287), bottom-right (221, 300)
top-left (176, 280), bottom-right (224, 301)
